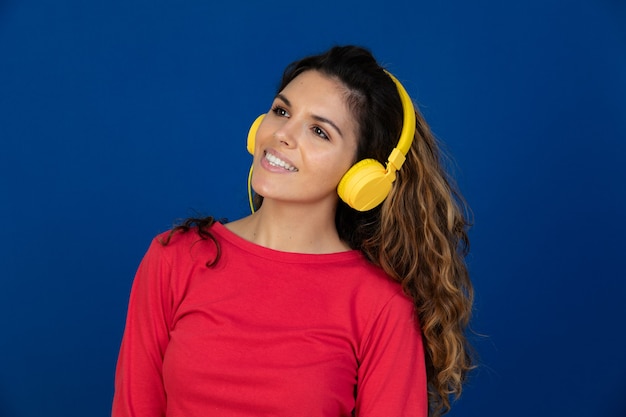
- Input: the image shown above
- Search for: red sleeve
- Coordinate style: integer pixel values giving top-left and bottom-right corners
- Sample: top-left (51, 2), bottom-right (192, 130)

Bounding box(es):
top-left (112, 238), bottom-right (172, 417)
top-left (355, 292), bottom-right (428, 417)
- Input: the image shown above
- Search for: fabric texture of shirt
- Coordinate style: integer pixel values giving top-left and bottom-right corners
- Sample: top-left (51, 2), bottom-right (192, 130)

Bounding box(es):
top-left (112, 222), bottom-right (427, 417)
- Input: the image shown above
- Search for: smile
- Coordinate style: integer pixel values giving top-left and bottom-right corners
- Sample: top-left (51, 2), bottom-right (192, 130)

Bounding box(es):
top-left (264, 152), bottom-right (298, 172)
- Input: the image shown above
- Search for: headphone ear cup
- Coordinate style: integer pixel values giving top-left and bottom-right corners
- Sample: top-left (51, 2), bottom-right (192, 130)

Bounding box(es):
top-left (247, 115), bottom-right (265, 155)
top-left (337, 159), bottom-right (392, 211)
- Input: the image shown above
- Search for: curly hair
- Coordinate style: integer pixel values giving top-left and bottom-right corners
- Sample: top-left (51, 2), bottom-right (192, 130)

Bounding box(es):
top-left (364, 110), bottom-right (474, 416)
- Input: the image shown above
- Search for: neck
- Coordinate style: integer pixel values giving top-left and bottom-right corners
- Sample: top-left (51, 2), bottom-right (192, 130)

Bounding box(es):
top-left (227, 199), bottom-right (351, 254)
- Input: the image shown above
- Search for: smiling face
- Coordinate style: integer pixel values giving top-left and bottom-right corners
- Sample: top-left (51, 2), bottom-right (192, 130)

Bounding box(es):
top-left (250, 70), bottom-right (359, 211)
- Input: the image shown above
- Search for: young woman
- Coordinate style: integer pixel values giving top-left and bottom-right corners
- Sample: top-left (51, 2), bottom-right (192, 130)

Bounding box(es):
top-left (112, 45), bottom-right (473, 417)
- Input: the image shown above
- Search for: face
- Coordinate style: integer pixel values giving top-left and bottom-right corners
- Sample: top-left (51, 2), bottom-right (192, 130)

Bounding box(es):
top-left (251, 70), bottom-right (359, 210)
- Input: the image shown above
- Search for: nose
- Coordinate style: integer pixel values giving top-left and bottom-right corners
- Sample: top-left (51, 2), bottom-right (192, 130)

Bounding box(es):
top-left (272, 118), bottom-right (299, 148)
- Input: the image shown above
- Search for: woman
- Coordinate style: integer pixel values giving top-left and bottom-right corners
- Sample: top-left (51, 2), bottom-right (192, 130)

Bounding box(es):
top-left (112, 45), bottom-right (473, 417)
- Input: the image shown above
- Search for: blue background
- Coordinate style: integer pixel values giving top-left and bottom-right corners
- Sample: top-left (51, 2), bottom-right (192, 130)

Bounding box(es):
top-left (1, 0), bottom-right (625, 416)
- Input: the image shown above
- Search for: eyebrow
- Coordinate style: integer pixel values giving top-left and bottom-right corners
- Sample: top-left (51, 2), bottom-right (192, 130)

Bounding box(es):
top-left (276, 93), bottom-right (344, 138)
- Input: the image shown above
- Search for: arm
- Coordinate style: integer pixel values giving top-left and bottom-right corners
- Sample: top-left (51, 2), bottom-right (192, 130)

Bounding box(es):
top-left (112, 239), bottom-right (173, 417)
top-left (355, 291), bottom-right (428, 417)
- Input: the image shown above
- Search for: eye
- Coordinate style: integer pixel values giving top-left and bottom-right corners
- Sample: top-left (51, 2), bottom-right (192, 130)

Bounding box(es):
top-left (271, 106), bottom-right (289, 118)
top-left (312, 126), bottom-right (329, 140)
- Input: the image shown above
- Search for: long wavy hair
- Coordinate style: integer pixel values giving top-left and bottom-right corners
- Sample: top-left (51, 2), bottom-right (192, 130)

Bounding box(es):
top-left (166, 45), bottom-right (474, 416)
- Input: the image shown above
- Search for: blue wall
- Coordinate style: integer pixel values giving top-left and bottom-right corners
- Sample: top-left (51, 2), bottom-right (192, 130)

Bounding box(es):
top-left (1, 1), bottom-right (624, 416)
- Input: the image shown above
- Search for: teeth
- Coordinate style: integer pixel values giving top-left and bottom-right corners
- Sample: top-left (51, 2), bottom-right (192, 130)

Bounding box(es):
top-left (265, 152), bottom-right (298, 172)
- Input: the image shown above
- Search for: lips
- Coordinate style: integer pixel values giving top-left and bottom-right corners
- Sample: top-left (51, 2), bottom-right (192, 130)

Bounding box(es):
top-left (264, 151), bottom-right (298, 172)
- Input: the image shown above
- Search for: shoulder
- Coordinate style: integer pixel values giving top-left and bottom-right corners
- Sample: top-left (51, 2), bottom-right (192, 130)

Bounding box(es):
top-left (346, 256), bottom-right (407, 301)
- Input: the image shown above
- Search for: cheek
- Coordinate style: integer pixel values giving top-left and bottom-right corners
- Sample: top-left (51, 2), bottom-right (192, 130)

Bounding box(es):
top-left (253, 123), bottom-right (270, 150)
top-left (338, 146), bottom-right (359, 174)
top-left (315, 151), bottom-right (356, 184)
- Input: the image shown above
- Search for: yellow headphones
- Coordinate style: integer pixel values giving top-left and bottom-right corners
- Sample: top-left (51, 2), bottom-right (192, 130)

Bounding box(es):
top-left (246, 71), bottom-right (415, 212)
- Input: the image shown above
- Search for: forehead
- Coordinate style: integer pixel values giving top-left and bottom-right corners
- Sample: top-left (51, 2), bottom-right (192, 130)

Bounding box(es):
top-left (285, 71), bottom-right (350, 105)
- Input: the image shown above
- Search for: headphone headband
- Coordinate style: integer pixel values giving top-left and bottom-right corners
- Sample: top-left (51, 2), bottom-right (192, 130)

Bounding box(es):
top-left (384, 71), bottom-right (416, 165)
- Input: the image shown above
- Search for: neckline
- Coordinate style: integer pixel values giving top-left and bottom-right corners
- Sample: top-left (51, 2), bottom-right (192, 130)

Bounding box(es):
top-left (212, 221), bottom-right (363, 264)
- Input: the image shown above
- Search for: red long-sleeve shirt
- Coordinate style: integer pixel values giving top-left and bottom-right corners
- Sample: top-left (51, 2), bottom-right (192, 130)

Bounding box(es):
top-left (112, 222), bottom-right (427, 417)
